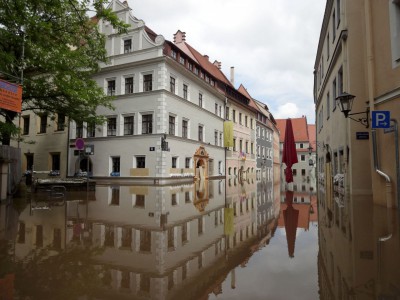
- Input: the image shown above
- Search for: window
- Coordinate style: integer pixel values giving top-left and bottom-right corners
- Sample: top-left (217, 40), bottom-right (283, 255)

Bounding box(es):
top-left (124, 116), bottom-right (134, 135)
top-left (327, 33), bottom-right (330, 59)
top-left (142, 114), bottom-right (152, 134)
top-left (239, 113), bottom-right (242, 125)
top-left (39, 114), bottom-right (47, 133)
top-left (226, 107), bottom-right (230, 120)
top-left (199, 93), bottom-right (203, 107)
top-left (172, 157), bottom-right (177, 168)
top-left (214, 131), bottom-right (218, 145)
top-left (170, 76), bottom-right (175, 93)
top-left (338, 67), bottom-right (343, 95)
top-left (233, 138), bottom-right (236, 151)
top-left (336, 0), bottom-right (341, 26)
top-left (185, 157), bottom-right (191, 168)
top-left (188, 62), bottom-right (193, 71)
top-left (245, 116), bottom-right (248, 127)
top-left (87, 123), bottom-right (95, 137)
top-left (332, 79), bottom-right (337, 111)
top-left (182, 223), bottom-right (188, 243)
top-left (125, 77), bottom-right (133, 94)
top-left (293, 169), bottom-right (297, 176)
top-left (136, 194), bottom-right (145, 207)
top-left (327, 92), bottom-right (330, 119)
top-left (57, 114), bottom-right (65, 131)
top-left (300, 143), bottom-right (304, 149)
top-left (51, 153), bottom-right (60, 171)
top-left (169, 116), bottom-right (175, 135)
top-left (143, 74), bottom-right (152, 92)
top-left (232, 109), bottom-right (236, 122)
top-left (332, 10), bottom-right (336, 40)
top-left (171, 50), bottom-right (177, 59)
top-left (107, 117), bottom-right (117, 136)
top-left (389, 0), bottom-right (400, 64)
top-left (22, 116), bottom-right (30, 135)
top-left (182, 119), bottom-right (188, 138)
top-left (179, 56), bottom-right (185, 65)
top-left (301, 154), bottom-right (306, 161)
top-left (76, 121), bottom-right (83, 138)
top-left (215, 103), bottom-right (218, 114)
top-left (198, 217), bottom-right (203, 235)
top-left (183, 84), bottom-right (188, 99)
top-left (219, 133), bottom-right (222, 146)
top-left (112, 156), bottom-right (120, 173)
top-left (302, 169), bottom-right (306, 176)
top-left (136, 156), bottom-right (145, 168)
top-left (139, 230), bottom-right (151, 252)
top-left (198, 125), bottom-right (203, 142)
top-left (107, 79), bottom-right (115, 96)
top-left (124, 39), bottom-right (132, 53)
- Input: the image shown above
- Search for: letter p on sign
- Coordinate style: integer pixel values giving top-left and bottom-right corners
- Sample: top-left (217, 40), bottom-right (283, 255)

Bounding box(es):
top-left (371, 111), bottom-right (390, 129)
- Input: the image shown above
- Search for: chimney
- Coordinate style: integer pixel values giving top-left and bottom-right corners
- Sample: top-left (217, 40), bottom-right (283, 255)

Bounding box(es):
top-left (230, 66), bottom-right (235, 86)
top-left (204, 54), bottom-right (209, 61)
top-left (122, 1), bottom-right (129, 7)
top-left (173, 30), bottom-right (186, 44)
top-left (213, 60), bottom-right (221, 69)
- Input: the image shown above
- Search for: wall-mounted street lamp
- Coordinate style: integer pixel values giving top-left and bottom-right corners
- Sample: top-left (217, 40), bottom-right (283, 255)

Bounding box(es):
top-left (336, 92), bottom-right (370, 128)
top-left (308, 145), bottom-right (314, 166)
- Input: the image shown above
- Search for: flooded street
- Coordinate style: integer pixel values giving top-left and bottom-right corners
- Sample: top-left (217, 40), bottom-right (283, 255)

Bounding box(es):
top-left (0, 180), bottom-right (399, 299)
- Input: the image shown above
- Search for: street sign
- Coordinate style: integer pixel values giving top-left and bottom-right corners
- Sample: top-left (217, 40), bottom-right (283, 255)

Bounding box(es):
top-left (371, 111), bottom-right (390, 128)
top-left (75, 138), bottom-right (84, 150)
top-left (356, 132), bottom-right (369, 140)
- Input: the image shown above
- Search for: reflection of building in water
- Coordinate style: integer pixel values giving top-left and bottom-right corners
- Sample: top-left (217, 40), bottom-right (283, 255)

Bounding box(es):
top-left (66, 181), bottom-right (227, 299)
top-left (318, 191), bottom-right (400, 299)
top-left (15, 197), bottom-right (66, 260)
top-left (9, 179), bottom-right (283, 299)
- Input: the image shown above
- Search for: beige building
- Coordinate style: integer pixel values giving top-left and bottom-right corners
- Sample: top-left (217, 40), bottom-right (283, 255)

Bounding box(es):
top-left (314, 0), bottom-right (400, 207)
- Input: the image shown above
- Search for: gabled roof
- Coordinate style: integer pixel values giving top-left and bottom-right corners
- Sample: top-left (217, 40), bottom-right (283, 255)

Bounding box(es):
top-left (307, 124), bottom-right (316, 151)
top-left (173, 30), bottom-right (233, 87)
top-left (275, 117), bottom-right (310, 143)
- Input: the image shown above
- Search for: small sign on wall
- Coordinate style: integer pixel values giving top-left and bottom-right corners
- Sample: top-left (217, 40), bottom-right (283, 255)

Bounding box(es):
top-left (356, 132), bottom-right (369, 140)
top-left (149, 147), bottom-right (155, 151)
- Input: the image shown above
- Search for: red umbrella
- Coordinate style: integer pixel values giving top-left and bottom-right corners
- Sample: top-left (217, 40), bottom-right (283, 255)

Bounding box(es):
top-left (282, 118), bottom-right (298, 183)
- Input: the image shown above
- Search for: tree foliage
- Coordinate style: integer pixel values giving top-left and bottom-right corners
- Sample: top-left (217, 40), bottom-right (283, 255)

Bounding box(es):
top-left (0, 0), bottom-right (129, 144)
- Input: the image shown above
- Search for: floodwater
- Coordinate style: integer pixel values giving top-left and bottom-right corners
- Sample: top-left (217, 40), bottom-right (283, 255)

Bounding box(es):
top-left (0, 180), bottom-right (399, 299)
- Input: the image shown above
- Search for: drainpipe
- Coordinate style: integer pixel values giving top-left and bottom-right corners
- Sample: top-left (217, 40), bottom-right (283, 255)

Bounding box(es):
top-left (365, 0), bottom-right (392, 207)
top-left (372, 130), bottom-right (392, 207)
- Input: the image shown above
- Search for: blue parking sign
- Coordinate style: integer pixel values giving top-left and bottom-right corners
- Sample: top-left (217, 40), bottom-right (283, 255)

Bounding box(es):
top-left (371, 111), bottom-right (390, 128)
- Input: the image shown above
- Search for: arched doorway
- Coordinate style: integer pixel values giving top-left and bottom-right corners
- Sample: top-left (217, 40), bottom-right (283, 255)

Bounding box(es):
top-left (193, 146), bottom-right (209, 181)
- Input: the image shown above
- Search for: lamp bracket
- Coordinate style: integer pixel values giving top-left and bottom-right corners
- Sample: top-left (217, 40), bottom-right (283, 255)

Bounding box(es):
top-left (346, 108), bottom-right (370, 128)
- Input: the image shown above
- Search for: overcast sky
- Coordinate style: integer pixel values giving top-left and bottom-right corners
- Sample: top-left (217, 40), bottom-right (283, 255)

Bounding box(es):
top-left (130, 0), bottom-right (326, 124)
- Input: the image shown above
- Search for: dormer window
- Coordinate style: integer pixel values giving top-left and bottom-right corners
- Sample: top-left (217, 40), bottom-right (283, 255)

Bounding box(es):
top-left (188, 63), bottom-right (193, 71)
top-left (124, 39), bottom-right (132, 53)
top-left (179, 57), bottom-right (185, 64)
top-left (194, 67), bottom-right (199, 75)
top-left (171, 50), bottom-right (177, 59)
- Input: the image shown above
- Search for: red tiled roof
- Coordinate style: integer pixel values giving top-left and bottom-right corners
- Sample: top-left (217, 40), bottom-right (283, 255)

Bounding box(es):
top-left (276, 117), bottom-right (309, 143)
top-left (308, 124), bottom-right (316, 151)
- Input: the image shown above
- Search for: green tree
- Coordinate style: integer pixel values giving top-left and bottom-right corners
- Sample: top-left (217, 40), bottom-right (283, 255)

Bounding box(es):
top-left (0, 0), bottom-right (129, 144)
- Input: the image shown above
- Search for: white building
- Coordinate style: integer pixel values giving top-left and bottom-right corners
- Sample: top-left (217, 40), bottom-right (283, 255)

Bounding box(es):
top-left (67, 0), bottom-right (229, 183)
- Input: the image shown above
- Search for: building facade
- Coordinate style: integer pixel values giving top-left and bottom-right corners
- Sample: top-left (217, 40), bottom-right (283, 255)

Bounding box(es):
top-left (67, 1), bottom-right (232, 182)
top-left (276, 116), bottom-right (316, 199)
top-left (314, 0), bottom-right (400, 207)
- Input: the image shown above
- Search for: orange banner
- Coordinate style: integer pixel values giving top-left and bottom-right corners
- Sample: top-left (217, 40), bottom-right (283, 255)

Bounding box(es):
top-left (0, 79), bottom-right (22, 112)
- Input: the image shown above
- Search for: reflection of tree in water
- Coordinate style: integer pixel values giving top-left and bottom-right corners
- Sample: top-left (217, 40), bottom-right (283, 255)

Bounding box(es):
top-left (15, 246), bottom-right (104, 300)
